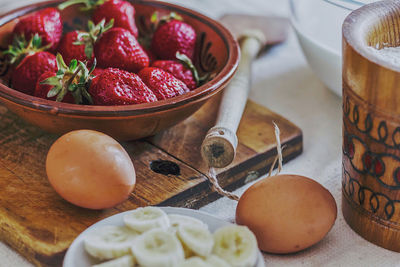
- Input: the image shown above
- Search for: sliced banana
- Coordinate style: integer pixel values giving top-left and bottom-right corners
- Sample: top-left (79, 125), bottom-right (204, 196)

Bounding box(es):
top-left (123, 206), bottom-right (170, 233)
top-left (177, 257), bottom-right (209, 267)
top-left (131, 228), bottom-right (184, 267)
top-left (168, 214), bottom-right (208, 231)
top-left (205, 255), bottom-right (231, 267)
top-left (177, 224), bottom-right (214, 257)
top-left (84, 225), bottom-right (139, 260)
top-left (92, 255), bottom-right (135, 267)
top-left (213, 224), bottom-right (258, 267)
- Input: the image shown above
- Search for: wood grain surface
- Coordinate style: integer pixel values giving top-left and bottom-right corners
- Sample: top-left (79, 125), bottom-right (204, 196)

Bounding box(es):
top-left (0, 92), bottom-right (302, 266)
top-left (342, 1), bottom-right (400, 253)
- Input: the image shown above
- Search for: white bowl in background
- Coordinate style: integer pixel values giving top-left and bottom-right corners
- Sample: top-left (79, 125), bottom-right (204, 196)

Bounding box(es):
top-left (290, 0), bottom-right (375, 97)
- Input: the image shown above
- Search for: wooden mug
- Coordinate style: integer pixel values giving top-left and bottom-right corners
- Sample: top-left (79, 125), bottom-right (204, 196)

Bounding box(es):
top-left (342, 1), bottom-right (400, 252)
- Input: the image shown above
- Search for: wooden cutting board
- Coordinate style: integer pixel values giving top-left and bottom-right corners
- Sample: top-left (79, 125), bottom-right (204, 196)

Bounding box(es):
top-left (0, 93), bottom-right (302, 267)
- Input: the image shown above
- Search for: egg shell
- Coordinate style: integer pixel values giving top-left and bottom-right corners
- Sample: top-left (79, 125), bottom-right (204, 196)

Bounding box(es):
top-left (236, 174), bottom-right (337, 254)
top-left (46, 130), bottom-right (136, 209)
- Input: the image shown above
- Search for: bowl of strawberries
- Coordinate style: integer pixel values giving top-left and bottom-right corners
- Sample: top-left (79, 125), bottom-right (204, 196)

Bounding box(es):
top-left (0, 0), bottom-right (239, 140)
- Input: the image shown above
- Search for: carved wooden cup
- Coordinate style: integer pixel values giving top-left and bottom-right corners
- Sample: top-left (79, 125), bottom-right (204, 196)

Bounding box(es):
top-left (342, 1), bottom-right (400, 252)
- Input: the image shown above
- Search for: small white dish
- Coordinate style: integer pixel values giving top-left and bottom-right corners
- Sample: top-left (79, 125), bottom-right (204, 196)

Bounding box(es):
top-left (63, 207), bottom-right (266, 267)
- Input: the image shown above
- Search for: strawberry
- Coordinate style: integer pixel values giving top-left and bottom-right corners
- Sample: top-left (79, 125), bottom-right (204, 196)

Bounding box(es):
top-left (12, 52), bottom-right (56, 95)
top-left (3, 34), bottom-right (56, 95)
top-left (57, 31), bottom-right (89, 65)
top-left (34, 53), bottom-right (94, 104)
top-left (144, 48), bottom-right (157, 65)
top-left (34, 71), bottom-right (75, 103)
top-left (152, 60), bottom-right (196, 90)
top-left (151, 52), bottom-right (203, 90)
top-left (57, 19), bottom-right (113, 65)
top-left (94, 27), bottom-right (149, 73)
top-left (13, 8), bottom-right (62, 51)
top-left (138, 67), bottom-right (189, 100)
top-left (91, 68), bottom-right (104, 77)
top-left (59, 0), bottom-right (138, 37)
top-left (151, 19), bottom-right (196, 60)
top-left (88, 68), bottom-right (157, 105)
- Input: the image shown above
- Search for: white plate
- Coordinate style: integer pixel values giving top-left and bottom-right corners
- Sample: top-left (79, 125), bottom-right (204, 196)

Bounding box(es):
top-left (63, 207), bottom-right (266, 267)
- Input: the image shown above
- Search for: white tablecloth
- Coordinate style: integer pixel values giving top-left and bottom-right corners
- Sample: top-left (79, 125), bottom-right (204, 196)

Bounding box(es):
top-left (1, 0), bottom-right (400, 266)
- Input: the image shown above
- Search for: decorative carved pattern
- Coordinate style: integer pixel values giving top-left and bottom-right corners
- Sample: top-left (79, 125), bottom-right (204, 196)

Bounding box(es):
top-left (343, 94), bottom-right (400, 150)
top-left (342, 163), bottom-right (400, 221)
top-left (342, 87), bottom-right (400, 224)
top-left (196, 32), bottom-right (217, 73)
top-left (343, 131), bottom-right (400, 190)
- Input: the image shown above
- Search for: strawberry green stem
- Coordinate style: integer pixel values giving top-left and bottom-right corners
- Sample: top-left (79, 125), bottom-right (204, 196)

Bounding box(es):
top-left (58, 0), bottom-right (105, 11)
top-left (74, 19), bottom-right (114, 59)
top-left (176, 52), bottom-right (203, 86)
top-left (56, 66), bottom-right (81, 102)
top-left (43, 54), bottom-right (94, 104)
top-left (3, 34), bottom-right (50, 66)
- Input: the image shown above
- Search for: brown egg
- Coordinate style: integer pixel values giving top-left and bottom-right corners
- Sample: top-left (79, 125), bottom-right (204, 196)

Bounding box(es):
top-left (236, 174), bottom-right (337, 254)
top-left (46, 130), bottom-right (136, 209)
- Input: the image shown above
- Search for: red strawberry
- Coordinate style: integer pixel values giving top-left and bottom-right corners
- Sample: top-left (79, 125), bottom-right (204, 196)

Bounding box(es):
top-left (13, 8), bottom-right (62, 51)
top-left (93, 0), bottom-right (138, 37)
top-left (12, 51), bottom-right (56, 95)
top-left (89, 68), bottom-right (157, 105)
top-left (58, 0), bottom-right (138, 37)
top-left (138, 67), bottom-right (189, 100)
top-left (144, 48), bottom-right (157, 65)
top-left (34, 71), bottom-right (75, 103)
top-left (33, 54), bottom-right (94, 104)
top-left (152, 60), bottom-right (196, 90)
top-left (94, 27), bottom-right (149, 73)
top-left (57, 20), bottom-right (113, 65)
top-left (151, 19), bottom-right (196, 60)
top-left (57, 31), bottom-right (90, 65)
top-left (91, 68), bottom-right (104, 77)
top-left (3, 34), bottom-right (56, 95)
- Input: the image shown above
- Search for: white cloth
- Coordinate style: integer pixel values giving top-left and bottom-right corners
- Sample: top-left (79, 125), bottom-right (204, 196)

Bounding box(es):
top-left (0, 0), bottom-right (400, 266)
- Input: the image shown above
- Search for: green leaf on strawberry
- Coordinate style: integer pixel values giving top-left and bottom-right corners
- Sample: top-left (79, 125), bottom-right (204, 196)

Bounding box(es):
top-left (40, 53), bottom-right (94, 104)
top-left (175, 52), bottom-right (210, 86)
top-left (58, 0), bottom-right (106, 11)
top-left (2, 34), bottom-right (51, 65)
top-left (73, 19), bottom-right (114, 59)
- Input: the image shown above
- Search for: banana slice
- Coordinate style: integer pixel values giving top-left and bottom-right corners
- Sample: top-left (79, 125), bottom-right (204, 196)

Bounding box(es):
top-left (92, 255), bottom-right (135, 267)
top-left (84, 225), bottom-right (139, 260)
top-left (178, 257), bottom-right (209, 267)
top-left (123, 207), bottom-right (170, 233)
top-left (168, 214), bottom-right (208, 231)
top-left (177, 224), bottom-right (214, 257)
top-left (131, 228), bottom-right (184, 267)
top-left (205, 255), bottom-right (230, 267)
top-left (213, 224), bottom-right (258, 267)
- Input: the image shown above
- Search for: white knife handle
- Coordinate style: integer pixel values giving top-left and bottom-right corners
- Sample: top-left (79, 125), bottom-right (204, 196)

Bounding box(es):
top-left (201, 36), bottom-right (262, 168)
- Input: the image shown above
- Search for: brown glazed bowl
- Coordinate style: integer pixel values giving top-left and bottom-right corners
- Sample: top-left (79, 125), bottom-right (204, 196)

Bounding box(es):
top-left (0, 0), bottom-right (239, 140)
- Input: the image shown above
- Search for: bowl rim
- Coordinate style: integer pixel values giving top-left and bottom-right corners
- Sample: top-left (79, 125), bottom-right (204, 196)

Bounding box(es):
top-left (343, 1), bottom-right (400, 73)
top-left (0, 0), bottom-right (240, 117)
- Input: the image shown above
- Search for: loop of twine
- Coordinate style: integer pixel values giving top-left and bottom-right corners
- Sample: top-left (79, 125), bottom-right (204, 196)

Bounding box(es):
top-left (205, 122), bottom-right (284, 201)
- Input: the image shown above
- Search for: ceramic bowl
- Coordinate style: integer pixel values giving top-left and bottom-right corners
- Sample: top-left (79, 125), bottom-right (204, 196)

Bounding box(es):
top-left (290, 0), bottom-right (373, 97)
top-left (0, 0), bottom-right (239, 140)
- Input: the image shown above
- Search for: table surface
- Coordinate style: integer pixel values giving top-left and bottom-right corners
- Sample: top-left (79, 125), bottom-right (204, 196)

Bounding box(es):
top-left (0, 0), bottom-right (399, 266)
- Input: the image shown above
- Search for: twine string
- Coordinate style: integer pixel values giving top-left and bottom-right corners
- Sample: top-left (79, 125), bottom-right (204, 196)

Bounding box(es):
top-left (205, 122), bottom-right (284, 201)
top-left (268, 122), bottom-right (284, 177)
top-left (207, 167), bottom-right (240, 201)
